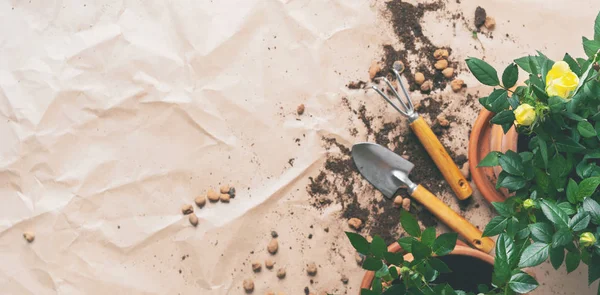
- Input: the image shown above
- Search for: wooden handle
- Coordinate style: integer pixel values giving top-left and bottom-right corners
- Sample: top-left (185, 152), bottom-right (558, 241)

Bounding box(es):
top-left (410, 116), bottom-right (473, 200)
top-left (411, 185), bottom-right (494, 253)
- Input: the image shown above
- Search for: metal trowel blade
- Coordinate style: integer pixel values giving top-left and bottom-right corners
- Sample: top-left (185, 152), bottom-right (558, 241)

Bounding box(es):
top-left (351, 142), bottom-right (414, 199)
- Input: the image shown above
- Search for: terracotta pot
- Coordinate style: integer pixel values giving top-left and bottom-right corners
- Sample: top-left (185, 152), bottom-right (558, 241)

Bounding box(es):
top-left (359, 241), bottom-right (495, 294)
top-left (468, 109), bottom-right (519, 204)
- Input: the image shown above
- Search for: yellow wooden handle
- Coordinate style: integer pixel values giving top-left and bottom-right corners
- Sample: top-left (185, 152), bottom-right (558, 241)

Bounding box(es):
top-left (410, 116), bottom-right (473, 200)
top-left (411, 185), bottom-right (495, 253)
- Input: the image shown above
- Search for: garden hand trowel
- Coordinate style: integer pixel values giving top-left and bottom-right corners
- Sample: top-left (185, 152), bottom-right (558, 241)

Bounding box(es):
top-left (351, 142), bottom-right (494, 253)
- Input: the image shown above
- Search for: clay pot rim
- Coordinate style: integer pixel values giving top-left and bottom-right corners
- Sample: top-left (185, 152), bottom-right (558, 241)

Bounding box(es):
top-left (359, 242), bottom-right (493, 293)
top-left (469, 108), bottom-right (520, 204)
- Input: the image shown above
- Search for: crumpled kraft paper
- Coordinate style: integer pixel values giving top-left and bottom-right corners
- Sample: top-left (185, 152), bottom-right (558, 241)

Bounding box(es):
top-left (0, 0), bottom-right (599, 294)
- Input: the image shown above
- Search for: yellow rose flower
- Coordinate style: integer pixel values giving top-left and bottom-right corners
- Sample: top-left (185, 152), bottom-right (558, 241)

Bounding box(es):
top-left (580, 232), bottom-right (596, 247)
top-left (523, 199), bottom-right (535, 209)
top-left (545, 61), bottom-right (579, 99)
top-left (514, 104), bottom-right (536, 126)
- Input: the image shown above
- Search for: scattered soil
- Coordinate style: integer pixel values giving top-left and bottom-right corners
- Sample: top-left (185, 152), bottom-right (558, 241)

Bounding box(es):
top-left (347, 80), bottom-right (367, 89)
top-left (474, 6), bottom-right (487, 28)
top-left (376, 1), bottom-right (454, 93)
top-left (307, 94), bottom-right (472, 242)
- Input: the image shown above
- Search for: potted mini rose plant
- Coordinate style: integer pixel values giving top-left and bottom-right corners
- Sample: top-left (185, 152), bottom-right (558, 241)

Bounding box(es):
top-left (467, 11), bottom-right (600, 295)
top-left (347, 212), bottom-right (536, 294)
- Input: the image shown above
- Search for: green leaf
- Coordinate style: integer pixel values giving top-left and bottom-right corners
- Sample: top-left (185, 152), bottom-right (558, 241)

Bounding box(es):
top-left (578, 121), bottom-right (598, 138)
top-left (361, 289), bottom-right (379, 295)
top-left (514, 56), bottom-right (534, 73)
top-left (519, 242), bottom-right (550, 267)
top-left (497, 174), bottom-right (527, 191)
top-left (421, 227), bottom-right (436, 247)
top-left (548, 96), bottom-right (566, 113)
top-left (519, 151), bottom-right (533, 163)
top-left (549, 154), bottom-right (570, 179)
top-left (493, 255), bottom-right (511, 286)
top-left (583, 37), bottom-right (600, 58)
top-left (556, 135), bottom-right (586, 152)
top-left (490, 110), bottom-right (516, 133)
top-left (482, 216), bottom-right (508, 237)
top-left (433, 284), bottom-right (456, 295)
top-left (466, 57), bottom-right (500, 86)
top-left (508, 95), bottom-right (520, 109)
top-left (538, 139), bottom-right (548, 169)
top-left (540, 199), bottom-right (569, 229)
top-left (400, 211), bottom-right (421, 238)
top-left (345, 232), bottom-right (370, 254)
top-left (411, 240), bottom-right (431, 261)
top-left (384, 251), bottom-right (404, 266)
top-left (540, 58), bottom-right (554, 85)
top-left (397, 236), bottom-right (416, 252)
top-left (383, 252), bottom-right (403, 267)
top-left (382, 285), bottom-right (405, 295)
top-left (563, 53), bottom-right (582, 76)
top-left (362, 257), bottom-right (383, 271)
top-left (578, 177), bottom-right (600, 200)
top-left (502, 63), bottom-right (519, 88)
top-left (372, 277), bottom-right (382, 293)
top-left (550, 246), bottom-right (565, 270)
top-left (529, 222), bottom-right (553, 243)
top-left (595, 10), bottom-right (600, 41)
top-left (370, 236), bottom-right (387, 259)
top-left (551, 228), bottom-right (573, 247)
top-left (589, 254), bottom-right (600, 285)
top-left (534, 168), bottom-right (551, 194)
top-left (480, 89), bottom-right (509, 113)
top-left (508, 272), bottom-right (539, 293)
top-left (492, 201), bottom-right (512, 217)
top-left (429, 257), bottom-right (452, 273)
top-left (566, 252), bottom-right (581, 273)
top-left (570, 212), bottom-right (591, 231)
top-left (583, 197), bottom-right (600, 224)
top-left (432, 233), bottom-right (458, 256)
top-left (499, 150), bottom-right (524, 176)
top-left (563, 111), bottom-right (586, 122)
top-left (529, 56), bottom-right (540, 76)
top-left (582, 248), bottom-right (591, 265)
top-left (375, 263), bottom-right (390, 279)
top-left (496, 233), bottom-right (518, 268)
top-left (558, 202), bottom-right (576, 216)
top-left (532, 84), bottom-right (549, 100)
top-left (388, 264), bottom-right (399, 278)
top-left (505, 216), bottom-right (519, 238)
top-left (478, 151), bottom-right (501, 167)
top-left (567, 179), bottom-right (579, 204)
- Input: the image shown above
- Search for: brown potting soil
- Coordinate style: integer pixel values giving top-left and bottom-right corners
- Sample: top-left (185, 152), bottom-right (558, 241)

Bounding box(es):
top-left (376, 1), bottom-right (454, 93)
top-left (433, 254), bottom-right (493, 292)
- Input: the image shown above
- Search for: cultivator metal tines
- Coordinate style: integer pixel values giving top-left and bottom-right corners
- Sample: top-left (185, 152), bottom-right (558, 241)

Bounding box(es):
top-left (371, 61), bottom-right (418, 122)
